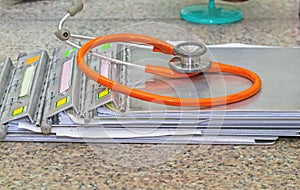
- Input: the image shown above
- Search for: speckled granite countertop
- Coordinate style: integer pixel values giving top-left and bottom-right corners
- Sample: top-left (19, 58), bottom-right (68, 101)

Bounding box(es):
top-left (0, 0), bottom-right (300, 189)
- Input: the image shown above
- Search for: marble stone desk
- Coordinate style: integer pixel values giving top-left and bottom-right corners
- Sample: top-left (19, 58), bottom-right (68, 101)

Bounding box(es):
top-left (0, 0), bottom-right (299, 189)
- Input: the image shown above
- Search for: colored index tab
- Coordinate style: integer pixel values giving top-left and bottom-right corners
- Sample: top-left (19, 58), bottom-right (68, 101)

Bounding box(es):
top-left (98, 89), bottom-right (110, 99)
top-left (59, 60), bottom-right (72, 94)
top-left (64, 48), bottom-right (76, 57)
top-left (25, 55), bottom-right (40, 65)
top-left (19, 65), bottom-right (36, 98)
top-left (101, 43), bottom-right (111, 51)
top-left (56, 97), bottom-right (68, 108)
top-left (12, 106), bottom-right (25, 116)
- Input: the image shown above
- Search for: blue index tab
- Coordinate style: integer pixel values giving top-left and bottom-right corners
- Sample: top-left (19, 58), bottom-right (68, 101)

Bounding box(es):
top-left (19, 65), bottom-right (36, 98)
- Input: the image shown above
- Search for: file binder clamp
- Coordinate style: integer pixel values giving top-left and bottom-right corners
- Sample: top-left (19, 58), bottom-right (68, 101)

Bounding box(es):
top-left (0, 51), bottom-right (50, 134)
top-left (55, 0), bottom-right (262, 107)
top-left (0, 58), bottom-right (13, 139)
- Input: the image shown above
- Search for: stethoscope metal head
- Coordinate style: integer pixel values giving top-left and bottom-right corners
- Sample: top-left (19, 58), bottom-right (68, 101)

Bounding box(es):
top-left (169, 42), bottom-right (212, 73)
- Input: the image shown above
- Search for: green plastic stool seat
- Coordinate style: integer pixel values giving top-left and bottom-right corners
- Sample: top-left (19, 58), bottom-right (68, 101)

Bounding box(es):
top-left (180, 1), bottom-right (243, 24)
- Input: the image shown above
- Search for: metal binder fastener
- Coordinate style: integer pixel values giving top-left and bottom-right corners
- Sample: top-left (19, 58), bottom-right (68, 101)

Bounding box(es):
top-left (82, 44), bottom-right (124, 117)
top-left (0, 57), bottom-right (14, 139)
top-left (42, 47), bottom-right (81, 126)
top-left (0, 58), bottom-right (14, 106)
top-left (42, 44), bottom-right (126, 127)
top-left (1, 51), bottom-right (49, 125)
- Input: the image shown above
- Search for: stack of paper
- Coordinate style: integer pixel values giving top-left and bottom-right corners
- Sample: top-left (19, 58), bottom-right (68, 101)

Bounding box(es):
top-left (2, 43), bottom-right (300, 145)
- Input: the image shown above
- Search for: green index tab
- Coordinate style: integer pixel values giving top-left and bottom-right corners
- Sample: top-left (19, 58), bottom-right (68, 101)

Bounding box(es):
top-left (64, 48), bottom-right (76, 57)
top-left (101, 43), bottom-right (111, 51)
top-left (19, 65), bottom-right (36, 98)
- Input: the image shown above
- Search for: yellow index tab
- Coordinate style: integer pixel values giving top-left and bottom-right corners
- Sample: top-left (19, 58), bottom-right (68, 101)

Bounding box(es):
top-left (12, 106), bottom-right (25, 116)
top-left (98, 89), bottom-right (110, 99)
top-left (56, 97), bottom-right (68, 108)
top-left (25, 55), bottom-right (40, 65)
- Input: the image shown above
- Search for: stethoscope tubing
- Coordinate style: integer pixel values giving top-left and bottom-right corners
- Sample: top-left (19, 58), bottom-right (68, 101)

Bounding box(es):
top-left (76, 34), bottom-right (262, 107)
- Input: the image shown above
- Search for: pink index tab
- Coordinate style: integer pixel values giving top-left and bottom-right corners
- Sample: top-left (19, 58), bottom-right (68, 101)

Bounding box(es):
top-left (59, 60), bottom-right (72, 94)
top-left (100, 52), bottom-right (110, 78)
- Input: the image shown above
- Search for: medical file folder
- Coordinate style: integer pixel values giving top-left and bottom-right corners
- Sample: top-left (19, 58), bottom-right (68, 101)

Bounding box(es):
top-left (1, 43), bottom-right (300, 145)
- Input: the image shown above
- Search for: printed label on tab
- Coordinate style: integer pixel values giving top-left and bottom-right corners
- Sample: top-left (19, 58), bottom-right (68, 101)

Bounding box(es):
top-left (59, 60), bottom-right (72, 94)
top-left (19, 65), bottom-right (36, 98)
top-left (100, 52), bottom-right (111, 78)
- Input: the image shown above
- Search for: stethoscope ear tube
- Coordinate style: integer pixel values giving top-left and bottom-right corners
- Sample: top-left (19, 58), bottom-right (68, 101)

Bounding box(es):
top-left (67, 0), bottom-right (84, 17)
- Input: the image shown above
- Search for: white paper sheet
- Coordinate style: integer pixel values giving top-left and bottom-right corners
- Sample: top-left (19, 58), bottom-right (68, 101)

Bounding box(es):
top-left (18, 122), bottom-right (202, 138)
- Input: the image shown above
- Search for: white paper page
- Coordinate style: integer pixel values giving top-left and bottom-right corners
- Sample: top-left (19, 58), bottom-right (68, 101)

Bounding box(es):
top-left (18, 122), bottom-right (202, 138)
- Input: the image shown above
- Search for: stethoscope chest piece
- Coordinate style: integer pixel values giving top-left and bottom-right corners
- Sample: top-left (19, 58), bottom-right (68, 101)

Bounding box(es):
top-left (169, 42), bottom-right (212, 73)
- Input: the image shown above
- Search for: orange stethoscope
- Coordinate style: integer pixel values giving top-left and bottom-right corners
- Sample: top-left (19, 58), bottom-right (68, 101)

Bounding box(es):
top-left (55, 0), bottom-right (262, 107)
